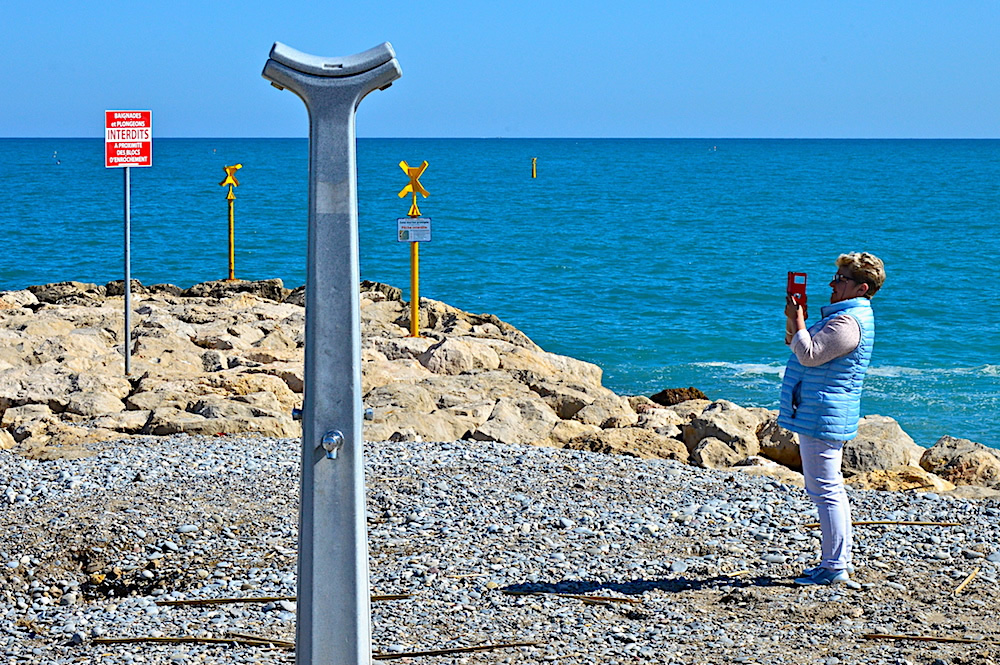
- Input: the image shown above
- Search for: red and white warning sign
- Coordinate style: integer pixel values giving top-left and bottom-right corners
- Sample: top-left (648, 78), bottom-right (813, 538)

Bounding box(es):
top-left (105, 110), bottom-right (152, 168)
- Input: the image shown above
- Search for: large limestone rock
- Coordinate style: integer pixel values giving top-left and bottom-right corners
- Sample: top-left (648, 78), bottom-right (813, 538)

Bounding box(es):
top-left (66, 391), bottom-right (125, 417)
top-left (470, 396), bottom-right (560, 445)
top-left (369, 336), bottom-right (437, 361)
top-left (847, 465), bottom-right (955, 493)
top-left (2, 404), bottom-right (56, 441)
top-left (563, 427), bottom-right (688, 462)
top-left (144, 407), bottom-right (213, 435)
top-left (366, 382), bottom-right (440, 415)
top-left (362, 357), bottom-right (431, 394)
top-left (1, 278), bottom-right (646, 453)
top-left (547, 420), bottom-right (602, 445)
top-left (841, 415), bottom-right (924, 477)
top-left (360, 280), bottom-right (403, 302)
top-left (417, 337), bottom-right (501, 374)
top-left (104, 278), bottom-right (151, 297)
top-left (189, 395), bottom-right (266, 421)
top-left (919, 436), bottom-right (1000, 489)
top-left (662, 399), bottom-right (711, 422)
top-left (180, 278), bottom-right (289, 302)
top-left (628, 395), bottom-right (658, 412)
top-left (363, 410), bottom-right (477, 443)
top-left (690, 437), bottom-right (743, 469)
top-left (0, 289), bottom-right (39, 310)
top-left (682, 400), bottom-right (763, 458)
top-left (143, 406), bottom-right (297, 438)
top-left (0, 365), bottom-right (130, 413)
top-left (434, 372), bottom-right (533, 406)
top-left (634, 405), bottom-right (685, 439)
top-left (126, 387), bottom-right (195, 412)
top-left (27, 329), bottom-right (121, 371)
top-left (0, 365), bottom-right (74, 412)
top-left (27, 281), bottom-right (106, 304)
top-left (542, 352), bottom-right (605, 390)
top-left (729, 456), bottom-right (805, 487)
top-left (757, 412), bottom-right (801, 470)
top-left (530, 380), bottom-right (598, 420)
top-left (15, 318), bottom-right (76, 339)
top-left (91, 410), bottom-right (151, 433)
top-left (573, 396), bottom-right (638, 429)
top-left (204, 373), bottom-right (299, 412)
top-left (131, 331), bottom-right (207, 376)
top-left (435, 403), bottom-right (493, 434)
top-left (250, 363), bottom-right (305, 394)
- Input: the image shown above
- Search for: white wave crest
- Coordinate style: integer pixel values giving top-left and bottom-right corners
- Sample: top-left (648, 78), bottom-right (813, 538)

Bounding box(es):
top-left (867, 366), bottom-right (920, 378)
top-left (869, 364), bottom-right (1000, 379)
top-left (695, 362), bottom-right (998, 380)
top-left (695, 362), bottom-right (785, 377)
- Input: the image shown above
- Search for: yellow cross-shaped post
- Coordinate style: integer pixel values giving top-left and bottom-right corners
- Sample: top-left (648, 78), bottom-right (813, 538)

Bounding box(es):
top-left (220, 163), bottom-right (242, 190)
top-left (398, 160), bottom-right (429, 217)
top-left (219, 164), bottom-right (242, 281)
top-left (398, 160), bottom-right (429, 337)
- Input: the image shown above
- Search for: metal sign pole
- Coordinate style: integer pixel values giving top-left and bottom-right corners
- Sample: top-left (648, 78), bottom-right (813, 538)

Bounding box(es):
top-left (123, 166), bottom-right (132, 376)
top-left (219, 164), bottom-right (242, 281)
top-left (262, 42), bottom-right (401, 665)
top-left (397, 160), bottom-right (428, 337)
top-left (105, 109), bottom-right (151, 376)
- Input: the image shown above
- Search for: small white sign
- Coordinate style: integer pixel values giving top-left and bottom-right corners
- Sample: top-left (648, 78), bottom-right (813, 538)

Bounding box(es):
top-left (397, 217), bottom-right (431, 242)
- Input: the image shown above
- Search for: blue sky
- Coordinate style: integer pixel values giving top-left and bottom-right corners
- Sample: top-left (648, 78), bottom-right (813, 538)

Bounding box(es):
top-left (2, 1), bottom-right (999, 138)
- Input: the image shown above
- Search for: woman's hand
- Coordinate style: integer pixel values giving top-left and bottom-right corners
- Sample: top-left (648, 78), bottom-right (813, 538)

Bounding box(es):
top-left (785, 295), bottom-right (808, 331)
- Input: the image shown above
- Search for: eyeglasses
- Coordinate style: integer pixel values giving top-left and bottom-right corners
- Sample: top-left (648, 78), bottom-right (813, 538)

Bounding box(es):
top-left (832, 273), bottom-right (856, 284)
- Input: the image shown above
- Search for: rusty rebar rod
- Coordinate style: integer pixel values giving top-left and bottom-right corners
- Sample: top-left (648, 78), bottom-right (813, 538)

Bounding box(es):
top-left (801, 520), bottom-right (961, 528)
top-left (155, 593), bottom-right (410, 607)
top-left (954, 567), bottom-right (981, 596)
top-left (373, 641), bottom-right (538, 660)
top-left (863, 633), bottom-right (1000, 645)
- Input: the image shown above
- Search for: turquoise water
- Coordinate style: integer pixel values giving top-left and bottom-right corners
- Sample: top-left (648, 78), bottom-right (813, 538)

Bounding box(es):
top-left (1, 138), bottom-right (998, 448)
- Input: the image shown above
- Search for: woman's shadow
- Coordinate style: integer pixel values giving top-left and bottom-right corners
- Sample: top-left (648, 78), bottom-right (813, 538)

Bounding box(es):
top-left (503, 573), bottom-right (796, 598)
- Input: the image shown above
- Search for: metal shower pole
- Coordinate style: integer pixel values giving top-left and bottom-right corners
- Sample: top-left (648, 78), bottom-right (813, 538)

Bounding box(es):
top-left (261, 42), bottom-right (401, 665)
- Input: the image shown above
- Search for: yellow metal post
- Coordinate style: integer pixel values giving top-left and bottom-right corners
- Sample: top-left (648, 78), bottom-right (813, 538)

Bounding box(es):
top-left (219, 164), bottom-right (242, 281)
top-left (398, 160), bottom-right (429, 337)
top-left (409, 241), bottom-right (419, 337)
top-left (227, 192), bottom-right (235, 280)
top-left (532, 157), bottom-right (537, 178)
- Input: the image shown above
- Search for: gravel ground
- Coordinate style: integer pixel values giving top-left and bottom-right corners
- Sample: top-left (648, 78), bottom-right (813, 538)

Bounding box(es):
top-left (2, 434), bottom-right (1000, 665)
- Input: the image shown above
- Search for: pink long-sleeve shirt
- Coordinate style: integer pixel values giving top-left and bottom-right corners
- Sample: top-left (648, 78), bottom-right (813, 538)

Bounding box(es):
top-left (785, 314), bottom-right (861, 367)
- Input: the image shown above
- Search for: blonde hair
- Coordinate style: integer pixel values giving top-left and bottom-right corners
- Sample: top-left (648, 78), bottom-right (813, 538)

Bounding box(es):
top-left (836, 252), bottom-right (885, 298)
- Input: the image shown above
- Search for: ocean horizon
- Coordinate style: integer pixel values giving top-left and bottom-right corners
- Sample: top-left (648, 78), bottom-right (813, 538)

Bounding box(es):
top-left (1, 137), bottom-right (997, 450)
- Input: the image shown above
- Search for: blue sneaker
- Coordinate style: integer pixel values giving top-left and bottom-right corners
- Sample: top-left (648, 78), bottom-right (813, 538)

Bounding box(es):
top-left (801, 563), bottom-right (855, 577)
top-left (794, 567), bottom-right (850, 586)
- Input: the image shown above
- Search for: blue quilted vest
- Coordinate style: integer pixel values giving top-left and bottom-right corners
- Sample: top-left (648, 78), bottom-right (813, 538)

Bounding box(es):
top-left (778, 297), bottom-right (875, 441)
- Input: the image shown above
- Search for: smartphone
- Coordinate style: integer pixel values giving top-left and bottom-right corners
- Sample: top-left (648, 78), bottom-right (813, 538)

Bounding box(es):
top-left (787, 272), bottom-right (807, 306)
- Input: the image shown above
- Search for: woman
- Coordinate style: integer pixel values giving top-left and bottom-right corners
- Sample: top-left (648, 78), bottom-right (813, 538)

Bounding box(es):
top-left (778, 252), bottom-right (886, 585)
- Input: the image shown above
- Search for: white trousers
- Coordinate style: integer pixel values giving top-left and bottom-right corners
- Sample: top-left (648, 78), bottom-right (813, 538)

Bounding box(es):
top-left (799, 434), bottom-right (852, 570)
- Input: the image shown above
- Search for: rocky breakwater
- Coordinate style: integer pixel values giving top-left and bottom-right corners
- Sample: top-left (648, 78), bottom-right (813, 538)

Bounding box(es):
top-left (0, 279), bottom-right (306, 459)
top-left (1, 278), bottom-right (997, 499)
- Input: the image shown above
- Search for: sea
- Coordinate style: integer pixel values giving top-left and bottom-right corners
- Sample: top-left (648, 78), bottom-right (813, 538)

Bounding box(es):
top-left (1, 138), bottom-right (997, 449)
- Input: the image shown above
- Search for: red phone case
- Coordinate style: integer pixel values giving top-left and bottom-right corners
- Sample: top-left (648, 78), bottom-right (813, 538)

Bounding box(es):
top-left (787, 272), bottom-right (807, 306)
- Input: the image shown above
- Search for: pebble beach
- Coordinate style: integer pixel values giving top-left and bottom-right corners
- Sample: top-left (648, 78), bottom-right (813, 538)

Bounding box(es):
top-left (3, 433), bottom-right (1000, 665)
